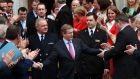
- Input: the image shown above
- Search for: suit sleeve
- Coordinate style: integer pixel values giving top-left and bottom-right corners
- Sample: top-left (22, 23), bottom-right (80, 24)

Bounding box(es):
top-left (43, 45), bottom-right (58, 66)
top-left (104, 32), bottom-right (127, 60)
top-left (80, 39), bottom-right (101, 55)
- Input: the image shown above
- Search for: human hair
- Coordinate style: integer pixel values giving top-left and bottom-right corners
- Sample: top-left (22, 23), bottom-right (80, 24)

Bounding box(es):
top-left (74, 6), bottom-right (87, 16)
top-left (61, 24), bottom-right (73, 34)
top-left (37, 3), bottom-right (46, 9)
top-left (18, 7), bottom-right (27, 14)
top-left (0, 16), bottom-right (7, 24)
top-left (85, 0), bottom-right (94, 4)
top-left (5, 25), bottom-right (21, 40)
top-left (0, 24), bottom-right (8, 38)
top-left (127, 0), bottom-right (138, 11)
top-left (6, 0), bottom-right (14, 4)
top-left (0, 6), bottom-right (4, 11)
top-left (106, 5), bottom-right (120, 22)
top-left (35, 18), bottom-right (47, 28)
top-left (97, 0), bottom-right (111, 11)
top-left (86, 12), bottom-right (97, 20)
top-left (115, 13), bottom-right (129, 23)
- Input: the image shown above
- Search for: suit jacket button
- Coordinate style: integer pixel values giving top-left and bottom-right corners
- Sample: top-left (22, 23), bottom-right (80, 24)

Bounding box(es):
top-left (40, 54), bottom-right (42, 56)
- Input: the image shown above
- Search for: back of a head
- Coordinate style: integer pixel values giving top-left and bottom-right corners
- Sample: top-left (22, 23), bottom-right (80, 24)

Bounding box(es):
top-left (0, 16), bottom-right (7, 24)
top-left (58, 0), bottom-right (66, 4)
top-left (0, 24), bottom-right (8, 38)
top-left (115, 13), bottom-right (129, 23)
top-left (6, 25), bottom-right (21, 40)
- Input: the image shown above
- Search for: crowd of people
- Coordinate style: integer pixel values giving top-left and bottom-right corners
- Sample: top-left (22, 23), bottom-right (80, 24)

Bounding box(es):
top-left (0, 0), bottom-right (140, 79)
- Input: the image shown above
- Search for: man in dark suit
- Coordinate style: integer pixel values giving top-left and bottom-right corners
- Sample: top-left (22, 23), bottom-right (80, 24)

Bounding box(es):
top-left (55, 0), bottom-right (73, 38)
top-left (0, 25), bottom-right (35, 79)
top-left (98, 13), bottom-right (139, 79)
top-left (38, 24), bottom-right (102, 79)
top-left (28, 18), bottom-right (58, 79)
top-left (78, 12), bottom-right (107, 79)
top-left (16, 7), bottom-right (28, 38)
top-left (27, 0), bottom-right (39, 25)
top-left (27, 3), bottom-right (56, 36)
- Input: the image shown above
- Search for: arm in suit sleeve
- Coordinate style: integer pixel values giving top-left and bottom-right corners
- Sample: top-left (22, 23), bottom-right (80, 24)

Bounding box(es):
top-left (104, 32), bottom-right (127, 60)
top-left (80, 39), bottom-right (101, 55)
top-left (43, 45), bottom-right (58, 66)
top-left (133, 49), bottom-right (140, 62)
top-left (0, 61), bottom-right (8, 70)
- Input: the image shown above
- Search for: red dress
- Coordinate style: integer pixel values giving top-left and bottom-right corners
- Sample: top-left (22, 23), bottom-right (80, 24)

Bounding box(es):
top-left (73, 16), bottom-right (87, 37)
top-left (106, 20), bottom-right (119, 77)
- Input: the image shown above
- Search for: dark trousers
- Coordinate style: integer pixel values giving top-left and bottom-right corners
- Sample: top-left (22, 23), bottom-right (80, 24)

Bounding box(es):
top-left (79, 73), bottom-right (102, 79)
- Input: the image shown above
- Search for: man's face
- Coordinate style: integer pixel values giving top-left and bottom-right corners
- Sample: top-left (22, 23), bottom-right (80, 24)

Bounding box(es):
top-left (86, 15), bottom-right (96, 29)
top-left (63, 28), bottom-right (74, 41)
top-left (36, 20), bottom-right (48, 34)
top-left (135, 20), bottom-right (140, 29)
top-left (37, 5), bottom-right (47, 17)
top-left (32, 1), bottom-right (38, 11)
top-left (19, 11), bottom-right (27, 21)
top-left (7, 3), bottom-right (13, 13)
top-left (0, 2), bottom-right (7, 11)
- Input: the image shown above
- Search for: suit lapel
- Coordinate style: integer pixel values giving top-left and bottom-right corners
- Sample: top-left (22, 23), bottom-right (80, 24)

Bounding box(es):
top-left (61, 40), bottom-right (75, 60)
top-left (72, 39), bottom-right (78, 60)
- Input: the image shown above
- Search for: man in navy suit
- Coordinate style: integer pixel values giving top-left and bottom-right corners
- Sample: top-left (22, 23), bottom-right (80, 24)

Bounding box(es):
top-left (27, 0), bottom-right (39, 24)
top-left (28, 18), bottom-right (58, 79)
top-left (38, 24), bottom-right (102, 79)
top-left (16, 7), bottom-right (28, 38)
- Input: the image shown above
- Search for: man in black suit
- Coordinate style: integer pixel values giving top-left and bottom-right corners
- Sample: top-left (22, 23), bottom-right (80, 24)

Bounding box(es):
top-left (38, 24), bottom-right (102, 79)
top-left (28, 18), bottom-right (58, 79)
top-left (55, 0), bottom-right (73, 38)
top-left (98, 13), bottom-right (139, 79)
top-left (27, 0), bottom-right (39, 24)
top-left (78, 12), bottom-right (107, 79)
top-left (27, 3), bottom-right (56, 36)
top-left (16, 7), bottom-right (28, 38)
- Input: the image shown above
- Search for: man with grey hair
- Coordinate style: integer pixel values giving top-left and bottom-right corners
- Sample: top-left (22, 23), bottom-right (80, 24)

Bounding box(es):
top-left (55, 0), bottom-right (73, 38)
top-left (28, 18), bottom-right (58, 79)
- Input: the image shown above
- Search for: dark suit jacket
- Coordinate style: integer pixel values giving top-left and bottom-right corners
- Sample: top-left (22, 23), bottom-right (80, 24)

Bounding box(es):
top-left (15, 20), bottom-right (27, 38)
top-left (0, 61), bottom-right (12, 79)
top-left (104, 25), bottom-right (138, 79)
top-left (78, 26), bottom-right (107, 74)
top-left (27, 11), bottom-right (37, 24)
top-left (133, 41), bottom-right (140, 78)
top-left (28, 33), bottom-right (58, 79)
top-left (55, 5), bottom-right (73, 38)
top-left (43, 38), bottom-right (101, 79)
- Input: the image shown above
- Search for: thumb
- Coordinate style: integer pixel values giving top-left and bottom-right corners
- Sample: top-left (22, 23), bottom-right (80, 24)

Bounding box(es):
top-left (135, 44), bottom-right (137, 49)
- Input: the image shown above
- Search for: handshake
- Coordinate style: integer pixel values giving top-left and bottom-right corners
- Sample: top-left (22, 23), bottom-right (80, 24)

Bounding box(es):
top-left (97, 43), bottom-right (114, 58)
top-left (32, 62), bottom-right (43, 70)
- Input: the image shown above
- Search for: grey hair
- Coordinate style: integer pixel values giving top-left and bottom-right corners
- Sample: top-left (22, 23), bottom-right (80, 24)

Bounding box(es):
top-left (0, 24), bottom-right (8, 38)
top-left (35, 18), bottom-right (47, 28)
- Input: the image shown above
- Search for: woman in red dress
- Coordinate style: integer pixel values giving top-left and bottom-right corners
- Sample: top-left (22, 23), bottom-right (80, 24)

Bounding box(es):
top-left (100, 5), bottom-right (120, 79)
